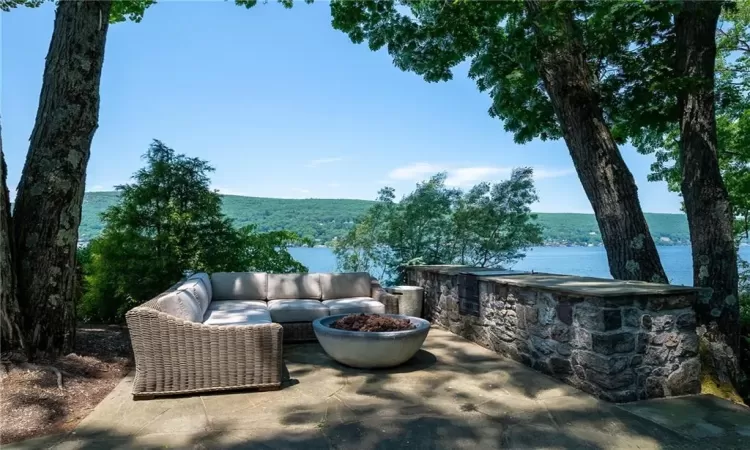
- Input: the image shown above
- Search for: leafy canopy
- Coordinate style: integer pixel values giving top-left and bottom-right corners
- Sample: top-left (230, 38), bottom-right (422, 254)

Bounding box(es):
top-left (329, 0), bottom-right (679, 145)
top-left (80, 140), bottom-right (309, 322)
top-left (0, 0), bottom-right (156, 24)
top-left (335, 168), bottom-right (543, 283)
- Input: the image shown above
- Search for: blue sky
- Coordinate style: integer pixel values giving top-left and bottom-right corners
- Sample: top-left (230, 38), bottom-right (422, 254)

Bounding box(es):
top-left (1, 1), bottom-right (682, 213)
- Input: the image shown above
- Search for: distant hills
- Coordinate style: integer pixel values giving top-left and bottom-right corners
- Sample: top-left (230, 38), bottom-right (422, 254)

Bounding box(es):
top-left (80, 191), bottom-right (690, 246)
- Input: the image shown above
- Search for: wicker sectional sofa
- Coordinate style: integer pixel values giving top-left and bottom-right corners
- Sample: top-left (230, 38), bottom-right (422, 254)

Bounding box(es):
top-left (125, 271), bottom-right (398, 397)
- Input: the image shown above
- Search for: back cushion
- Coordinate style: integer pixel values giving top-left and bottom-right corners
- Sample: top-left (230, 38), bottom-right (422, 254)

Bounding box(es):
top-left (177, 279), bottom-right (210, 316)
top-left (320, 272), bottom-right (372, 300)
top-left (188, 272), bottom-right (212, 300)
top-left (156, 290), bottom-right (202, 322)
top-left (211, 272), bottom-right (268, 300)
top-left (267, 273), bottom-right (321, 300)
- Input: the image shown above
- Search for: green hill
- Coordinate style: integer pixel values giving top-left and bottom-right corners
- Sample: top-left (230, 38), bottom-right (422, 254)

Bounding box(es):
top-left (79, 191), bottom-right (690, 246)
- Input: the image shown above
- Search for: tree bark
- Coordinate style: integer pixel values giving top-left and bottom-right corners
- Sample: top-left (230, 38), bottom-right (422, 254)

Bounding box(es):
top-left (1, 121), bottom-right (24, 353)
top-left (525, 0), bottom-right (668, 283)
top-left (12, 0), bottom-right (111, 356)
top-left (675, 1), bottom-right (740, 350)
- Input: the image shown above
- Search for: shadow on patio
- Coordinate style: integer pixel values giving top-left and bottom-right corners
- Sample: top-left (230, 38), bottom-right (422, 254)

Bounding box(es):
top-left (10, 328), bottom-right (747, 449)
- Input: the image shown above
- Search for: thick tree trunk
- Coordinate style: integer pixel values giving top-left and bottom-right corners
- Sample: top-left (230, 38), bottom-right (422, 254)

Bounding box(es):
top-left (525, 0), bottom-right (668, 283)
top-left (12, 0), bottom-right (111, 356)
top-left (675, 1), bottom-right (740, 350)
top-left (0, 121), bottom-right (24, 353)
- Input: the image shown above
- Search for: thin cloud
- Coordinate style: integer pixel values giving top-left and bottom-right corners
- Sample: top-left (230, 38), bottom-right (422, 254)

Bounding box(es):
top-left (445, 167), bottom-right (511, 187)
top-left (212, 185), bottom-right (249, 196)
top-left (307, 157), bottom-right (343, 167)
top-left (294, 188), bottom-right (311, 195)
top-left (388, 162), bottom-right (444, 180)
top-left (328, 182), bottom-right (341, 188)
top-left (88, 184), bottom-right (114, 192)
top-left (388, 163), bottom-right (575, 186)
top-left (533, 168), bottom-right (575, 179)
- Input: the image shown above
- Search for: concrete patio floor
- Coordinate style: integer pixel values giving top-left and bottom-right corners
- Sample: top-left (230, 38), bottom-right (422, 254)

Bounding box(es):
top-left (10, 328), bottom-right (750, 449)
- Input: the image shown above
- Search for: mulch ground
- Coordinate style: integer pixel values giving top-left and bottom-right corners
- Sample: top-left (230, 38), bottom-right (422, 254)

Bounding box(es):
top-left (0, 325), bottom-right (133, 445)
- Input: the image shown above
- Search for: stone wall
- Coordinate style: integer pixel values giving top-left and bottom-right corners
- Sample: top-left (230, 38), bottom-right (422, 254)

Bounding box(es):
top-left (405, 266), bottom-right (701, 403)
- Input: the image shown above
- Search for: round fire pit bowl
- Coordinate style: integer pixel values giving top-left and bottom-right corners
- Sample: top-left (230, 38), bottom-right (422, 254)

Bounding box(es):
top-left (312, 314), bottom-right (431, 369)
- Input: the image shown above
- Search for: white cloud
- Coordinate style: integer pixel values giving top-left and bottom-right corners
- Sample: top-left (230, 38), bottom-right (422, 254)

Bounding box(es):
top-left (327, 182), bottom-right (341, 188)
top-left (445, 167), bottom-right (511, 187)
top-left (388, 162), bottom-right (445, 180)
top-left (388, 163), bottom-right (575, 187)
top-left (307, 157), bottom-right (343, 167)
top-left (294, 188), bottom-right (311, 195)
top-left (533, 168), bottom-right (575, 179)
top-left (212, 185), bottom-right (250, 196)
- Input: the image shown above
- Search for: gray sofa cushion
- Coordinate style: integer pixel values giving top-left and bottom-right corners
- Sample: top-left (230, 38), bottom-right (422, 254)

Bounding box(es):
top-left (207, 300), bottom-right (267, 310)
top-left (211, 272), bottom-right (268, 300)
top-left (319, 272), bottom-right (371, 300)
top-left (322, 297), bottom-right (385, 315)
top-left (156, 290), bottom-right (202, 322)
top-left (188, 272), bottom-right (212, 300)
top-left (177, 279), bottom-right (211, 316)
top-left (267, 299), bottom-right (329, 323)
top-left (202, 307), bottom-right (272, 326)
top-left (267, 273), bottom-right (321, 300)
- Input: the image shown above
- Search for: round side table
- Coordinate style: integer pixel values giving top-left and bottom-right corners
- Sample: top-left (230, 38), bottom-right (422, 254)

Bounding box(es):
top-left (386, 285), bottom-right (424, 318)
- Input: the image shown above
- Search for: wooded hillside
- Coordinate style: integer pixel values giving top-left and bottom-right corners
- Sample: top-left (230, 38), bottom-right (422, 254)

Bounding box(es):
top-left (79, 191), bottom-right (690, 246)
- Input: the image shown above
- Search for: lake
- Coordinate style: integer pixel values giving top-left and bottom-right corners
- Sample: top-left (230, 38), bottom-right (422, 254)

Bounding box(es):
top-left (289, 245), bottom-right (750, 286)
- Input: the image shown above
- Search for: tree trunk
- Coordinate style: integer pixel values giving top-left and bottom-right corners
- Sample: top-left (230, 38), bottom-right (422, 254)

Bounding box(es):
top-left (525, 0), bottom-right (668, 283)
top-left (12, 0), bottom-right (111, 356)
top-left (675, 1), bottom-right (740, 350)
top-left (0, 121), bottom-right (24, 353)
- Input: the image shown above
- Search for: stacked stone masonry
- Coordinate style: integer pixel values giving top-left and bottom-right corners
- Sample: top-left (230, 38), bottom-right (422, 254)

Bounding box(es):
top-left (405, 267), bottom-right (701, 403)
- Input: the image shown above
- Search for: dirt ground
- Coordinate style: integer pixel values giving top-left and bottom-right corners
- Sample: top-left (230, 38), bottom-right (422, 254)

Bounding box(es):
top-left (0, 325), bottom-right (133, 445)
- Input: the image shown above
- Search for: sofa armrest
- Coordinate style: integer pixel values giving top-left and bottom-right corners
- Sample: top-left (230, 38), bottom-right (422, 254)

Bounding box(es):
top-left (370, 277), bottom-right (399, 314)
top-left (125, 305), bottom-right (283, 396)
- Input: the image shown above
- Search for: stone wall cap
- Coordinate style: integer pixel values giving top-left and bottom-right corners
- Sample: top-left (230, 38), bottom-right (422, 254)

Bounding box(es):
top-left (406, 265), bottom-right (700, 297)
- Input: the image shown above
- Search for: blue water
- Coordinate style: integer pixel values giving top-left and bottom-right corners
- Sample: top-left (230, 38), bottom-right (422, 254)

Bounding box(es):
top-left (289, 245), bottom-right (750, 286)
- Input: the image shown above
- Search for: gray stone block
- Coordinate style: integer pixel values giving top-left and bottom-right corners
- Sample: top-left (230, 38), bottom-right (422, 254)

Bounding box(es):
top-left (666, 359), bottom-right (701, 396)
top-left (591, 332), bottom-right (636, 355)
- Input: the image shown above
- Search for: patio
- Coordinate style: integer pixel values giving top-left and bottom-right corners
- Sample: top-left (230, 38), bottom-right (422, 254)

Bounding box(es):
top-left (11, 328), bottom-right (750, 449)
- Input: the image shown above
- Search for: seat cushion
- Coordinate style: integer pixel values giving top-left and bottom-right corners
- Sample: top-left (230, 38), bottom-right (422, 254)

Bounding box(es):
top-left (202, 307), bottom-right (272, 326)
top-left (322, 297), bottom-right (385, 315)
top-left (187, 272), bottom-right (212, 300)
top-left (156, 290), bottom-right (202, 322)
top-left (211, 272), bottom-right (268, 300)
top-left (267, 273), bottom-right (321, 300)
top-left (207, 300), bottom-right (267, 311)
top-left (319, 272), bottom-right (371, 300)
top-left (267, 299), bottom-right (329, 323)
top-left (177, 279), bottom-right (211, 316)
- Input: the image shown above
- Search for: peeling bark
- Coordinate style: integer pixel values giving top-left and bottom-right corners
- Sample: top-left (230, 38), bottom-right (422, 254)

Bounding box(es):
top-left (12, 0), bottom-right (111, 356)
top-left (525, 0), bottom-right (668, 283)
top-left (0, 120), bottom-right (24, 353)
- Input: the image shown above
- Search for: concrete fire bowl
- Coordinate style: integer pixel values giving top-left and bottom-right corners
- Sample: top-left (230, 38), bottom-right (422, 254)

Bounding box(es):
top-left (312, 314), bottom-right (431, 369)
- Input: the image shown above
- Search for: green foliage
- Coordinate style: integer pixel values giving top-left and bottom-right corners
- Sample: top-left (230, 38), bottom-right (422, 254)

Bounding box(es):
top-left (80, 140), bottom-right (308, 323)
top-left (334, 169), bottom-right (544, 283)
top-left (110, 0), bottom-right (156, 24)
top-left (0, 0), bottom-right (42, 11)
top-left (329, 1), bottom-right (679, 145)
top-left (0, 0), bottom-right (155, 23)
top-left (234, 0), bottom-right (313, 9)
